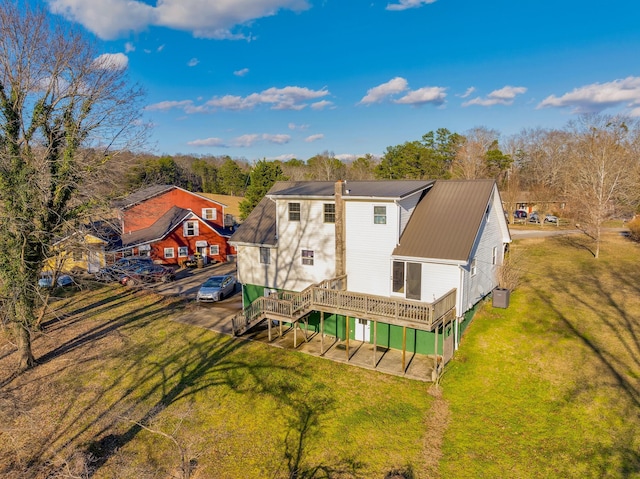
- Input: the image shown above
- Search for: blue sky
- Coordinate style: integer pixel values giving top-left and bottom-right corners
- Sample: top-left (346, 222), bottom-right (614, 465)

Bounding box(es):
top-left (44, 0), bottom-right (640, 162)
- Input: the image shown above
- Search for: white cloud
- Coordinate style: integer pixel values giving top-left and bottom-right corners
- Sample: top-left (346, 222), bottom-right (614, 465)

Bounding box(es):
top-left (386, 0), bottom-right (436, 11)
top-left (304, 134), bottom-right (324, 142)
top-left (92, 53), bottom-right (128, 71)
top-left (47, 0), bottom-right (311, 40)
top-left (462, 85), bottom-right (527, 107)
top-left (124, 42), bottom-right (135, 53)
top-left (537, 77), bottom-right (640, 116)
top-left (187, 58), bottom-right (199, 67)
top-left (234, 68), bottom-right (250, 77)
top-left (394, 86), bottom-right (446, 106)
top-left (264, 134), bottom-right (291, 144)
top-left (144, 100), bottom-right (194, 111)
top-left (458, 87), bottom-right (475, 98)
top-left (311, 100), bottom-right (334, 110)
top-left (288, 123), bottom-right (309, 130)
top-left (187, 137), bottom-right (226, 147)
top-left (206, 86), bottom-right (330, 111)
top-left (359, 77), bottom-right (408, 104)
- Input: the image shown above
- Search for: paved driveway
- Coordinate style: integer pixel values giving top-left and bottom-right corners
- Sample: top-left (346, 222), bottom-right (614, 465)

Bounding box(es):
top-left (151, 261), bottom-right (242, 335)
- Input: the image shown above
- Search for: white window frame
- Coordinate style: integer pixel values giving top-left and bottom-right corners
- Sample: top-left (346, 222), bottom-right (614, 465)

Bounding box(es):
top-left (209, 245), bottom-right (219, 256)
top-left (301, 249), bottom-right (314, 266)
top-left (289, 202), bottom-right (301, 221)
top-left (324, 203), bottom-right (335, 223)
top-left (202, 208), bottom-right (217, 221)
top-left (471, 258), bottom-right (477, 277)
top-left (492, 246), bottom-right (498, 265)
top-left (260, 247), bottom-right (270, 264)
top-left (178, 246), bottom-right (188, 257)
top-left (374, 205), bottom-right (386, 224)
top-left (184, 220), bottom-right (199, 237)
top-left (164, 247), bottom-right (175, 259)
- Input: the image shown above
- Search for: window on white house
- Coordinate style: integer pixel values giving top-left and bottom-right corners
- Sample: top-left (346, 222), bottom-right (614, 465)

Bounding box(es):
top-left (492, 246), bottom-right (498, 265)
top-left (393, 261), bottom-right (405, 293)
top-left (184, 220), bottom-right (199, 236)
top-left (471, 258), bottom-right (477, 276)
top-left (374, 206), bottom-right (386, 224)
top-left (289, 202), bottom-right (301, 221)
top-left (164, 247), bottom-right (175, 259)
top-left (202, 208), bottom-right (217, 220)
top-left (324, 203), bottom-right (335, 223)
top-left (209, 245), bottom-right (219, 256)
top-left (301, 249), bottom-right (314, 266)
top-left (260, 247), bottom-right (270, 264)
top-left (178, 246), bottom-right (188, 257)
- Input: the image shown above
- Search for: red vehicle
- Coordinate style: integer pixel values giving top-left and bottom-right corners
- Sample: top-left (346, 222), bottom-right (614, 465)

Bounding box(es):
top-left (119, 264), bottom-right (175, 285)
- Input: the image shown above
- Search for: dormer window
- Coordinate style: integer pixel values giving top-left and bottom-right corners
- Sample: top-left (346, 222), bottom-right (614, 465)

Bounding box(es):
top-left (184, 220), bottom-right (199, 237)
top-left (374, 206), bottom-right (386, 224)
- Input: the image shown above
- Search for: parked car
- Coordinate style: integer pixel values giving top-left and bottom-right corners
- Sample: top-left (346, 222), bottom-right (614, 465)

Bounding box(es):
top-left (529, 213), bottom-right (559, 224)
top-left (95, 256), bottom-right (154, 282)
top-left (119, 264), bottom-right (175, 285)
top-left (38, 273), bottom-right (74, 288)
top-left (513, 210), bottom-right (528, 219)
top-left (196, 275), bottom-right (236, 302)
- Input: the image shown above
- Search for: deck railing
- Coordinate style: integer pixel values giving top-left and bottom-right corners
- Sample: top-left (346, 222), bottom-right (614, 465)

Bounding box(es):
top-left (232, 275), bottom-right (456, 336)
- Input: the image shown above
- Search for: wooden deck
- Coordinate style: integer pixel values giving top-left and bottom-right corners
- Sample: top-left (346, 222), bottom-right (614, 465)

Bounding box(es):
top-left (231, 276), bottom-right (456, 336)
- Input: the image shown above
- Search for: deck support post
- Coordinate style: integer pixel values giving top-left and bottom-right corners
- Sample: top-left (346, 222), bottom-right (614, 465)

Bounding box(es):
top-left (294, 321), bottom-right (297, 348)
top-left (320, 312), bottom-right (325, 355)
top-left (402, 326), bottom-right (407, 372)
top-left (268, 317), bottom-right (272, 342)
top-left (304, 317), bottom-right (309, 342)
top-left (279, 318), bottom-right (283, 337)
top-left (372, 320), bottom-right (377, 367)
top-left (345, 316), bottom-right (350, 361)
top-left (434, 323), bottom-right (439, 377)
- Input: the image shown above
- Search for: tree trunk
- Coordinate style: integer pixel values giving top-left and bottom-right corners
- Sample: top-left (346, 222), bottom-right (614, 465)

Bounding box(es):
top-left (15, 323), bottom-right (35, 371)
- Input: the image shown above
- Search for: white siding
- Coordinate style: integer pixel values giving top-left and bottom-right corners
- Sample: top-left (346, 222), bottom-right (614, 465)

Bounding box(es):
top-left (420, 262), bottom-right (461, 303)
top-left (345, 200), bottom-right (398, 296)
top-left (398, 192), bottom-right (422, 237)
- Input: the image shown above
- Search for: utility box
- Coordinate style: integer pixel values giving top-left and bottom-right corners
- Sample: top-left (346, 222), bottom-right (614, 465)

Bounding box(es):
top-left (493, 288), bottom-right (510, 308)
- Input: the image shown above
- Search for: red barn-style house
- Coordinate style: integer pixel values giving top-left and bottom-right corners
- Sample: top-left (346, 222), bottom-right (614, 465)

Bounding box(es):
top-left (113, 185), bottom-right (236, 265)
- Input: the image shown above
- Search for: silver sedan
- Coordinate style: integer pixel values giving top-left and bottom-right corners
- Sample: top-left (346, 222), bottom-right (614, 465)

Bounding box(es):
top-left (196, 275), bottom-right (236, 302)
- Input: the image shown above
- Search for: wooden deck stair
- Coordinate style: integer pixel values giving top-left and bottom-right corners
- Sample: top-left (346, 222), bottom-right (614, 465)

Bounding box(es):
top-left (231, 276), bottom-right (457, 336)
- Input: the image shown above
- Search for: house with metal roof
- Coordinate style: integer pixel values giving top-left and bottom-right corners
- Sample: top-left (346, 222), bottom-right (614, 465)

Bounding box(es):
top-left (229, 179), bottom-right (510, 377)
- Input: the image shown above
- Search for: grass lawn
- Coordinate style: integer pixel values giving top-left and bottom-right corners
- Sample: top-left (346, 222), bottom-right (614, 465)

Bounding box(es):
top-left (441, 231), bottom-right (640, 478)
top-left (1, 230), bottom-right (639, 478)
top-left (0, 284), bottom-right (432, 478)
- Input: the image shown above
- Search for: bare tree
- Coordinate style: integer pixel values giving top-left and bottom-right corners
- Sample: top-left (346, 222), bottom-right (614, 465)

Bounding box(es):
top-left (0, 3), bottom-right (145, 370)
top-left (450, 127), bottom-right (497, 179)
top-left (566, 115), bottom-right (640, 258)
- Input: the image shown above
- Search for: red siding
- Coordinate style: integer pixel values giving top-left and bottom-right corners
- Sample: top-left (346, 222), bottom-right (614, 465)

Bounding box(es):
top-left (130, 218), bottom-right (234, 265)
top-left (122, 188), bottom-right (224, 234)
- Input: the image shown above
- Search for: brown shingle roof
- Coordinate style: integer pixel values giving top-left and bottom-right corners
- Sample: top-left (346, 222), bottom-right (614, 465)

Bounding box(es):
top-left (268, 180), bottom-right (433, 199)
top-left (393, 179), bottom-right (496, 262)
top-left (228, 197), bottom-right (277, 246)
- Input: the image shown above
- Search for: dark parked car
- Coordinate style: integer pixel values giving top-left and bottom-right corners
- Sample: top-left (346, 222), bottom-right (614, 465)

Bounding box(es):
top-left (513, 210), bottom-right (528, 219)
top-left (95, 256), bottom-right (154, 282)
top-left (196, 275), bottom-right (236, 302)
top-left (119, 264), bottom-right (175, 285)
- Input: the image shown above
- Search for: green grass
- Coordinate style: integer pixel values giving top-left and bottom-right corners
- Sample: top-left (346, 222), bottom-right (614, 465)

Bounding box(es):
top-left (440, 233), bottom-right (640, 478)
top-left (2, 231), bottom-right (639, 478)
top-left (1, 285), bottom-right (432, 478)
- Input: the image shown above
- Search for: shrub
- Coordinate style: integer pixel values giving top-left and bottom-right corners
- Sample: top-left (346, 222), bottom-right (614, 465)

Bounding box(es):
top-left (627, 215), bottom-right (640, 242)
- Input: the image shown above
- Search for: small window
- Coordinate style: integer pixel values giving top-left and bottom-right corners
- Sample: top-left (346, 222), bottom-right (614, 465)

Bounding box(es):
top-left (289, 202), bottom-right (301, 221)
top-left (184, 220), bottom-right (199, 236)
top-left (374, 206), bottom-right (386, 224)
top-left (178, 246), bottom-right (188, 257)
top-left (260, 247), bottom-right (270, 264)
top-left (301, 249), bottom-right (314, 266)
top-left (209, 245), bottom-right (219, 256)
top-left (324, 203), bottom-right (335, 223)
top-left (492, 246), bottom-right (498, 265)
top-left (202, 208), bottom-right (217, 220)
top-left (471, 258), bottom-right (477, 277)
top-left (164, 247), bottom-right (175, 259)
